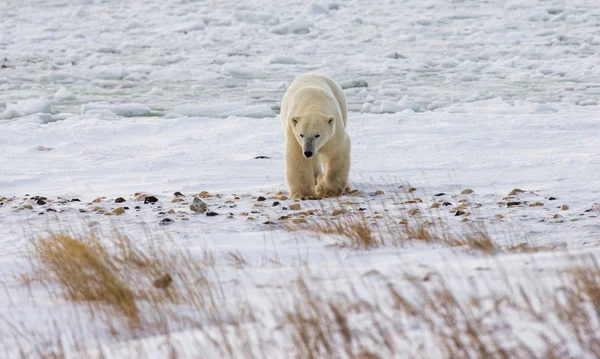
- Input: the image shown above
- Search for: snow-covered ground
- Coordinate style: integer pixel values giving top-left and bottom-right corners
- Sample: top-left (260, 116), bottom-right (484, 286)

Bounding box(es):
top-left (1, 0), bottom-right (599, 357)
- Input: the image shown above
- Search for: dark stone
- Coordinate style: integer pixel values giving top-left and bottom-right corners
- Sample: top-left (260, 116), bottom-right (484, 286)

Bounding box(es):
top-left (124, 207), bottom-right (129, 210)
top-left (272, 201), bottom-right (280, 206)
top-left (158, 212), bottom-right (166, 215)
top-left (173, 191), bottom-right (184, 197)
top-left (135, 206), bottom-right (141, 209)
top-left (257, 196), bottom-right (266, 201)
top-left (251, 210), bottom-right (260, 214)
top-left (442, 202), bottom-right (452, 206)
top-left (46, 208), bottom-right (57, 212)
top-left (359, 208), bottom-right (367, 211)
top-left (548, 197), bottom-right (557, 200)
top-left (144, 196), bottom-right (158, 204)
top-left (434, 193), bottom-right (446, 197)
top-left (206, 211), bottom-right (218, 217)
top-left (71, 198), bottom-right (81, 202)
top-left (507, 201), bottom-right (522, 207)
top-left (36, 199), bottom-right (46, 205)
top-left (254, 156), bottom-right (270, 159)
top-left (159, 218), bottom-right (173, 225)
top-left (282, 207), bottom-right (289, 210)
top-left (455, 210), bottom-right (465, 216)
top-left (115, 197), bottom-right (126, 203)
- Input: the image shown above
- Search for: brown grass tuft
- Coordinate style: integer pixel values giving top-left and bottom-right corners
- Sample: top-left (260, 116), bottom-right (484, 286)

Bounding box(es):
top-left (34, 233), bottom-right (141, 327)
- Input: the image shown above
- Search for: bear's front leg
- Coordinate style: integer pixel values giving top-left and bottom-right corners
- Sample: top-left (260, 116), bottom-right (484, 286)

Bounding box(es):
top-left (286, 143), bottom-right (318, 200)
top-left (316, 149), bottom-right (350, 198)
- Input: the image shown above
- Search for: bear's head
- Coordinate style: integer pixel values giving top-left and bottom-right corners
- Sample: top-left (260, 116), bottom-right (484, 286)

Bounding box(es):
top-left (291, 115), bottom-right (335, 159)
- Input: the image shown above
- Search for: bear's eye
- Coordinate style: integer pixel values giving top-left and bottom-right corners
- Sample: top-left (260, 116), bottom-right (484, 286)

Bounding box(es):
top-left (315, 134), bottom-right (320, 138)
top-left (299, 134), bottom-right (304, 138)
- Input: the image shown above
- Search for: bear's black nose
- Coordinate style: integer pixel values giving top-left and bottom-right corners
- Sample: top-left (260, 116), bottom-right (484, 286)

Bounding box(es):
top-left (304, 151), bottom-right (313, 158)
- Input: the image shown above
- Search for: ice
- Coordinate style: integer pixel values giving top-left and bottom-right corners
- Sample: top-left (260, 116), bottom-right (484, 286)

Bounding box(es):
top-left (53, 86), bottom-right (76, 102)
top-left (173, 103), bottom-right (275, 118)
top-left (91, 66), bottom-right (128, 80)
top-left (268, 55), bottom-right (299, 65)
top-left (82, 103), bottom-right (153, 117)
top-left (305, 2), bottom-right (329, 16)
top-left (1, 97), bottom-right (52, 119)
top-left (271, 18), bottom-right (313, 34)
top-left (234, 10), bottom-right (279, 25)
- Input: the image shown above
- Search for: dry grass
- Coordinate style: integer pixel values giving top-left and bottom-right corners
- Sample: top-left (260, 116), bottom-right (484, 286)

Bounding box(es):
top-left (34, 233), bottom-right (141, 328)
top-left (26, 230), bottom-right (220, 338)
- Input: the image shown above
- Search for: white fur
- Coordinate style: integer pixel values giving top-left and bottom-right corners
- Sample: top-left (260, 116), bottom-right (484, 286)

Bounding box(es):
top-left (280, 73), bottom-right (351, 199)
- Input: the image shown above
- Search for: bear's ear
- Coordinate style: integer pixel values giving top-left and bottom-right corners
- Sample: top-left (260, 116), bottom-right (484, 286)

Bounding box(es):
top-left (327, 116), bottom-right (334, 124)
top-left (291, 117), bottom-right (299, 126)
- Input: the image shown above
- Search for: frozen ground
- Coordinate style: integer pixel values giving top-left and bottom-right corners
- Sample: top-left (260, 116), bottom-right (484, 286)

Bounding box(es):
top-left (1, 0), bottom-right (599, 358)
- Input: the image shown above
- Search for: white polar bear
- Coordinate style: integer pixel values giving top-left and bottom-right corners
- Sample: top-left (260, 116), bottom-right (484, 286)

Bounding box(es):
top-left (280, 73), bottom-right (351, 199)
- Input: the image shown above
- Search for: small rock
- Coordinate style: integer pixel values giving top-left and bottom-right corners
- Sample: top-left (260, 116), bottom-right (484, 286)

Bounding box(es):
top-left (257, 196), bottom-right (266, 202)
top-left (442, 202), bottom-right (452, 206)
top-left (561, 204), bottom-right (569, 210)
top-left (168, 209), bottom-right (175, 214)
top-left (92, 197), bottom-right (103, 203)
top-left (71, 198), bottom-right (81, 202)
top-left (292, 219), bottom-right (308, 224)
top-left (455, 210), bottom-right (466, 216)
top-left (23, 204), bottom-right (33, 210)
top-left (144, 196), bottom-right (158, 204)
top-left (36, 199), bottom-right (46, 205)
top-left (408, 208), bottom-right (419, 216)
top-left (461, 189), bottom-right (474, 195)
top-left (152, 274), bottom-right (173, 289)
top-left (46, 208), bottom-right (57, 212)
top-left (198, 191), bottom-right (212, 198)
top-left (135, 206), bottom-right (141, 210)
top-left (263, 221), bottom-right (275, 225)
top-left (254, 156), bottom-right (270, 159)
top-left (430, 203), bottom-right (440, 209)
top-left (507, 201), bottom-right (522, 207)
top-left (289, 203), bottom-right (301, 210)
top-left (375, 190), bottom-right (385, 195)
top-left (112, 207), bottom-right (126, 215)
top-left (134, 194), bottom-right (147, 201)
top-left (247, 217), bottom-right (256, 220)
top-left (79, 209), bottom-right (87, 213)
top-left (553, 214), bottom-right (560, 219)
top-left (408, 187), bottom-right (416, 193)
top-left (171, 198), bottom-right (185, 203)
top-left (173, 191), bottom-right (184, 197)
top-left (159, 218), bottom-right (173, 225)
top-left (508, 188), bottom-right (524, 196)
top-left (332, 208), bottom-right (349, 216)
top-left (434, 193), bottom-right (446, 197)
top-left (528, 202), bottom-right (544, 207)
top-left (548, 197), bottom-right (557, 201)
top-left (115, 197), bottom-right (126, 203)
top-left (190, 197), bottom-right (207, 213)
top-left (206, 211), bottom-right (218, 217)
top-left (278, 215), bottom-right (290, 220)
top-left (272, 201), bottom-right (280, 207)
top-left (358, 207), bottom-right (367, 211)
top-left (495, 214), bottom-right (504, 219)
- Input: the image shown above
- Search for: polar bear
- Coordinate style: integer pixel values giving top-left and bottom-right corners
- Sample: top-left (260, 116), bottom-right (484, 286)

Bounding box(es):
top-left (280, 73), bottom-right (351, 199)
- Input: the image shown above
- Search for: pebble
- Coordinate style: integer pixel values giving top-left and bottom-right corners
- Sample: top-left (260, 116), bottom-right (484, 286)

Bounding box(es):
top-left (206, 211), bottom-right (218, 217)
top-left (115, 197), bottom-right (126, 203)
top-left (461, 189), bottom-right (474, 194)
top-left (159, 218), bottom-right (173, 225)
top-left (508, 188), bottom-right (524, 196)
top-left (190, 197), bottom-right (207, 213)
top-left (144, 196), bottom-right (159, 204)
top-left (289, 203), bottom-right (301, 210)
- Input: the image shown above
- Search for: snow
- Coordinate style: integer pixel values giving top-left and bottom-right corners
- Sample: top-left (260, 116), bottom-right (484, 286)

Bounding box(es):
top-left (1, 0), bottom-right (600, 356)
